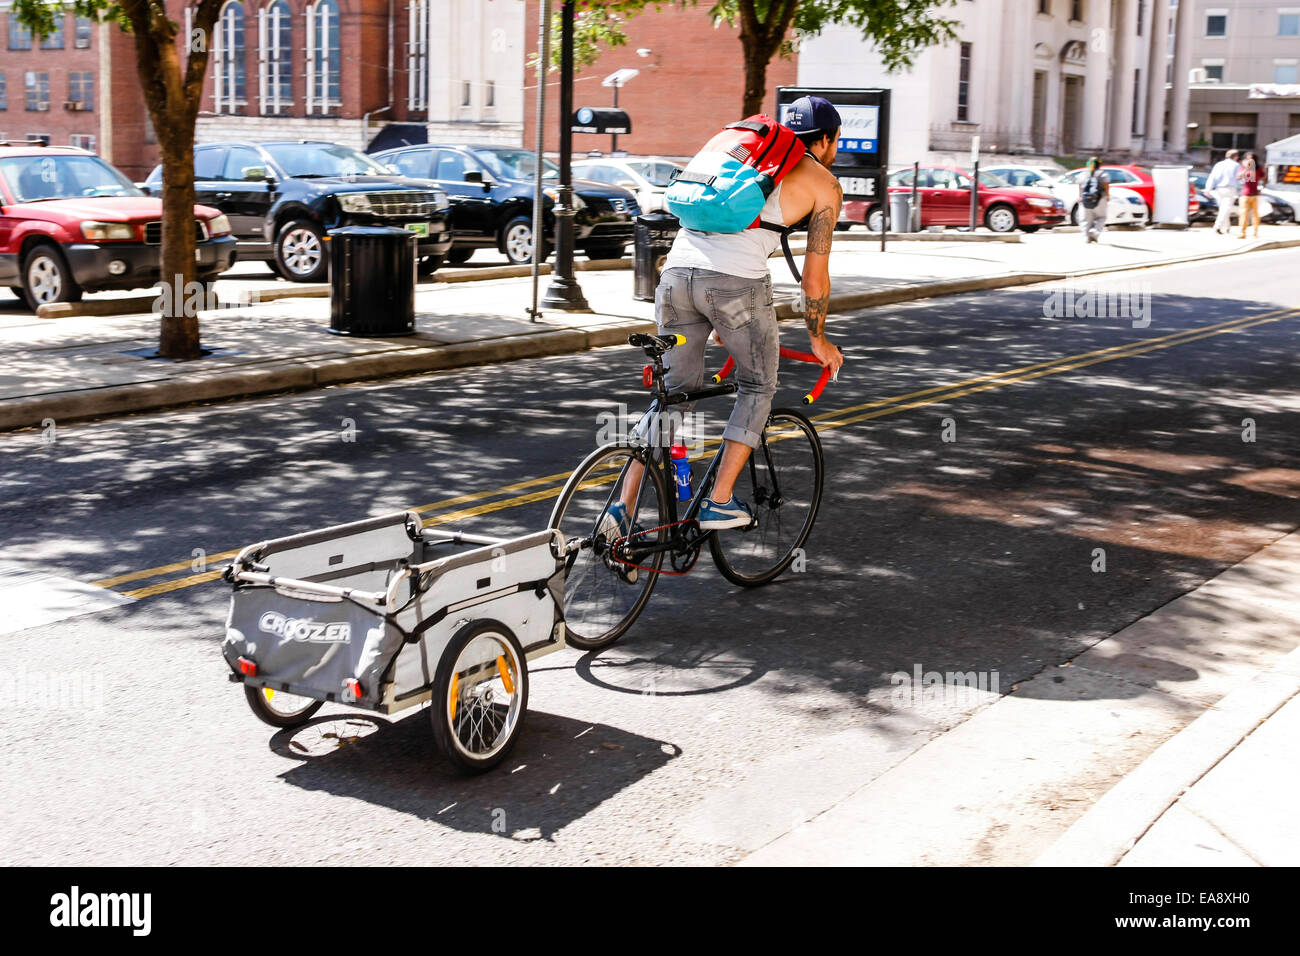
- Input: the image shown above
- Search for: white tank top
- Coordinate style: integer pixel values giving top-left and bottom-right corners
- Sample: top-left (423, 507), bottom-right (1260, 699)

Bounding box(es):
top-left (663, 182), bottom-right (787, 280)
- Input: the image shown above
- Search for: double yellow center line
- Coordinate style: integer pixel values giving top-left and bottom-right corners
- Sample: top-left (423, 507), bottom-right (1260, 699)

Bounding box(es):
top-left (96, 305), bottom-right (1300, 600)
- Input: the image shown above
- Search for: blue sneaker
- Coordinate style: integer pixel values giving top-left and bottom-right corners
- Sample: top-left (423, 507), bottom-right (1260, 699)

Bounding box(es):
top-left (600, 502), bottom-right (643, 583)
top-left (601, 502), bottom-right (642, 540)
top-left (697, 495), bottom-right (755, 531)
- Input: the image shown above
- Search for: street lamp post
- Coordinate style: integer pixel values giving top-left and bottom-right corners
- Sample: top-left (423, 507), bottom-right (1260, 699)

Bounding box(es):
top-left (611, 81), bottom-right (620, 154)
top-left (541, 0), bottom-right (590, 312)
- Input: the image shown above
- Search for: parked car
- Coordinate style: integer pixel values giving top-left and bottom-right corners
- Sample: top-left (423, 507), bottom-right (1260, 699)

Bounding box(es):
top-left (979, 163), bottom-right (1067, 187)
top-left (373, 144), bottom-right (640, 264)
top-left (143, 141), bottom-right (453, 281)
top-left (984, 163), bottom-right (1149, 228)
top-left (1059, 164), bottom-right (1199, 221)
top-left (1262, 186), bottom-right (1299, 223)
top-left (0, 144), bottom-right (236, 307)
top-left (1189, 171), bottom-right (1288, 224)
top-left (842, 165), bottom-right (1067, 233)
top-left (572, 156), bottom-right (684, 213)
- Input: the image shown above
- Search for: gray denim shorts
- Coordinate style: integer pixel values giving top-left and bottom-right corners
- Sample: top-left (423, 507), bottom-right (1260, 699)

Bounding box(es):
top-left (655, 267), bottom-right (779, 449)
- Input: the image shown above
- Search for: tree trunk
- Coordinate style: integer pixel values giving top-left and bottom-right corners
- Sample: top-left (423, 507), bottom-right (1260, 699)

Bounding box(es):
top-left (155, 113), bottom-right (200, 359)
top-left (737, 0), bottom-right (795, 118)
top-left (741, 36), bottom-right (768, 118)
top-left (123, 0), bottom-right (214, 360)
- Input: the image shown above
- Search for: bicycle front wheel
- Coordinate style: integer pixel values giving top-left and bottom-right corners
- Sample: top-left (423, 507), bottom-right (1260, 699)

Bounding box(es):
top-left (549, 444), bottom-right (669, 650)
top-left (709, 408), bottom-right (824, 587)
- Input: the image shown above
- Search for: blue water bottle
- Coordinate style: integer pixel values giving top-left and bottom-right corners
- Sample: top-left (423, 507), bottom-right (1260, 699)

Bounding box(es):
top-left (670, 444), bottom-right (692, 502)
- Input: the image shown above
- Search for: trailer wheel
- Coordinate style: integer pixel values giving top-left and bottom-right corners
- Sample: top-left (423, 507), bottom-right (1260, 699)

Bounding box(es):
top-left (432, 620), bottom-right (528, 774)
top-left (244, 684), bottom-right (324, 728)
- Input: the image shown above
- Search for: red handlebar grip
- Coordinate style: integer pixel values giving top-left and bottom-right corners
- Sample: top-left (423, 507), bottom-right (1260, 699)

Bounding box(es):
top-left (803, 365), bottom-right (833, 405)
top-left (712, 356), bottom-right (736, 384)
top-left (778, 347), bottom-right (820, 364)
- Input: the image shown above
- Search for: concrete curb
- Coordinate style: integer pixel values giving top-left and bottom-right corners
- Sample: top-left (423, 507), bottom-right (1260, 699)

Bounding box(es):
top-left (34, 259), bottom-right (637, 318)
top-left (5, 236), bottom-right (1299, 431)
top-left (1033, 644), bottom-right (1300, 867)
top-left (0, 320), bottom-right (657, 432)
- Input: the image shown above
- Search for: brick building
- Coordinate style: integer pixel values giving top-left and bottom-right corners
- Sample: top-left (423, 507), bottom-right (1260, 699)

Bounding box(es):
top-left (183, 0), bottom-right (429, 158)
top-left (0, 6), bottom-right (106, 153)
top-left (2, 1), bottom-right (526, 182)
top-left (522, 1), bottom-right (798, 159)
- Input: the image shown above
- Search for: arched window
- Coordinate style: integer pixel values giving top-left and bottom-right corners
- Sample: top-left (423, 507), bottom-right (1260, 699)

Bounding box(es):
top-left (259, 0), bottom-right (292, 114)
top-left (212, 2), bottom-right (247, 114)
top-left (305, 0), bottom-right (340, 114)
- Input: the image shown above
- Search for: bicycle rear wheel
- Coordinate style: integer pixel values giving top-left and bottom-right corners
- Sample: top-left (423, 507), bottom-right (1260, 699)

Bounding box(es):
top-left (549, 444), bottom-right (669, 650)
top-left (709, 408), bottom-right (824, 587)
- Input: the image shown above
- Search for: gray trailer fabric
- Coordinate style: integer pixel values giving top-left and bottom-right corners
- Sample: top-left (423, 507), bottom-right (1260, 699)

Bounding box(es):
top-left (224, 588), bottom-right (401, 705)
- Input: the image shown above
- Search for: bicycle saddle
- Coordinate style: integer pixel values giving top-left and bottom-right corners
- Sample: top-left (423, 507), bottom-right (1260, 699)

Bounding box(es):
top-left (628, 332), bottom-right (685, 356)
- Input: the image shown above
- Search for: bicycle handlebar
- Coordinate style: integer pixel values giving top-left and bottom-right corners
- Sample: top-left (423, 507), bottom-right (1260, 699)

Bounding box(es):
top-left (710, 346), bottom-right (837, 405)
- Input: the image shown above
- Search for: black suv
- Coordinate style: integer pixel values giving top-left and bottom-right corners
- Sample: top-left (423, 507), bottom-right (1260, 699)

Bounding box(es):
top-left (143, 141), bottom-right (453, 281)
top-left (372, 144), bottom-right (639, 265)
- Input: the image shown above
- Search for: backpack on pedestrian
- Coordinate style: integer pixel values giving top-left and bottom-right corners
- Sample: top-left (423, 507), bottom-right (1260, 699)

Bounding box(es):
top-left (1081, 173), bottom-right (1103, 209)
top-left (665, 114), bottom-right (808, 278)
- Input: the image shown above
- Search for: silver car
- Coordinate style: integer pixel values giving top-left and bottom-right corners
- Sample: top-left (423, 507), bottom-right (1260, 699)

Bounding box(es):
top-left (571, 156), bottom-right (684, 213)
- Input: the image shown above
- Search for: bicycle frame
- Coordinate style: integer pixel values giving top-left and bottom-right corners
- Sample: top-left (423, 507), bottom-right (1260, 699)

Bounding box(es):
top-left (589, 375), bottom-right (738, 568)
top-left (591, 337), bottom-right (827, 568)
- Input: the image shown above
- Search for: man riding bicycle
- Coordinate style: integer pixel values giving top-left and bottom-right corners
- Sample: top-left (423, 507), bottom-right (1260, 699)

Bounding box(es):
top-left (614, 95), bottom-right (845, 535)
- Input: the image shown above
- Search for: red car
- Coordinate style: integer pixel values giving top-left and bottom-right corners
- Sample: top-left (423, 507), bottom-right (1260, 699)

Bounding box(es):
top-left (1059, 164), bottom-right (1199, 219)
top-left (0, 144), bottom-right (236, 308)
top-left (842, 165), bottom-right (1068, 233)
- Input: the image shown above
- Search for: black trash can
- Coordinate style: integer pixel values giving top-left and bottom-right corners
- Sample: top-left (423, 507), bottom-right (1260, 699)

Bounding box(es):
top-left (633, 212), bottom-right (680, 302)
top-left (328, 225), bottom-right (416, 336)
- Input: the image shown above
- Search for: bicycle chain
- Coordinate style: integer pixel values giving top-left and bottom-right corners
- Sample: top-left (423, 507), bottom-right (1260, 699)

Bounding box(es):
top-left (609, 520), bottom-right (701, 577)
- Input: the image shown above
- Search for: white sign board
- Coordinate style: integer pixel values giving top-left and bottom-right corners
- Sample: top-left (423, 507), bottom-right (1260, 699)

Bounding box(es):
top-left (1151, 165), bottom-right (1191, 226)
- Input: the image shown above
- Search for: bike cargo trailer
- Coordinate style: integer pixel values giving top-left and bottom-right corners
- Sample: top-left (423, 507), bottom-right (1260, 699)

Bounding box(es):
top-left (222, 510), bottom-right (566, 773)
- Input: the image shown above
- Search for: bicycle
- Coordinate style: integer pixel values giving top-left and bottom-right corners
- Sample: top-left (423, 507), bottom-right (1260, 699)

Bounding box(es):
top-left (548, 332), bottom-right (834, 651)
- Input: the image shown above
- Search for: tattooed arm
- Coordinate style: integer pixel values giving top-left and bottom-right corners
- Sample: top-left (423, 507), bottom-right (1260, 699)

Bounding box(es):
top-left (800, 171), bottom-right (843, 373)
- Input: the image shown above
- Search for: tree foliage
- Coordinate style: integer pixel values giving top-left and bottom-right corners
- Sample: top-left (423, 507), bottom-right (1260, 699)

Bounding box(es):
top-left (538, 0), bottom-right (960, 116)
top-left (549, 0), bottom-right (960, 69)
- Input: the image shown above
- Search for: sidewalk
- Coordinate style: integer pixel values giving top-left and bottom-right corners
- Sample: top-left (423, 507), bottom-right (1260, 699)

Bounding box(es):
top-left (1036, 645), bottom-right (1300, 867)
top-left (739, 530), bottom-right (1300, 866)
top-left (1, 225), bottom-right (1298, 431)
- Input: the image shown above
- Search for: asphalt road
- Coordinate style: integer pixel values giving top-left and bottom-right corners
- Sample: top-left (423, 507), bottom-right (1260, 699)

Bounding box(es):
top-left (2, 249), bottom-right (1297, 864)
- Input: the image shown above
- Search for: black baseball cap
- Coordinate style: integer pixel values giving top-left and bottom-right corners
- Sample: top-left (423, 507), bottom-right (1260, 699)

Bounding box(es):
top-left (784, 96), bottom-right (841, 137)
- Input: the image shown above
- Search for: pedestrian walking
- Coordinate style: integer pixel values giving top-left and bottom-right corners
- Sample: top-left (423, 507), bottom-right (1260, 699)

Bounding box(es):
top-left (1080, 157), bottom-right (1109, 244)
top-left (1237, 152), bottom-right (1262, 239)
top-left (1205, 149), bottom-right (1242, 234)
